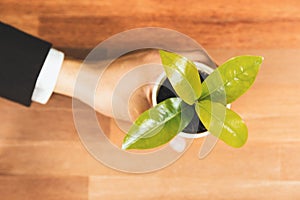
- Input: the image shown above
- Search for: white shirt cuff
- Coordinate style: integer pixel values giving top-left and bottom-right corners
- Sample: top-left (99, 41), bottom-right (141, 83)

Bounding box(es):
top-left (31, 48), bottom-right (64, 104)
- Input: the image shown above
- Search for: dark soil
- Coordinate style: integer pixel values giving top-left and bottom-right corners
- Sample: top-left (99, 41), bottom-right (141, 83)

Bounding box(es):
top-left (156, 71), bottom-right (209, 134)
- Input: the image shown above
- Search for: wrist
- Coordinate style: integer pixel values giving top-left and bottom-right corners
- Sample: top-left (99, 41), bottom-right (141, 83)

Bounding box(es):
top-left (54, 59), bottom-right (81, 97)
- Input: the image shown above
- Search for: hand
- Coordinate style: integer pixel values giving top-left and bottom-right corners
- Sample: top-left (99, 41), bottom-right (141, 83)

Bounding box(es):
top-left (54, 49), bottom-right (163, 121)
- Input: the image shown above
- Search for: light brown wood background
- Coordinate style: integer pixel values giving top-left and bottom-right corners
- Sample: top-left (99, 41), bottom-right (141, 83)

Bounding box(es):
top-left (1, 1), bottom-right (300, 199)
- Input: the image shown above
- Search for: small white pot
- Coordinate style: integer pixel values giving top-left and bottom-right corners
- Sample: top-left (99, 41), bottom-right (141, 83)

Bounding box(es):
top-left (152, 62), bottom-right (230, 139)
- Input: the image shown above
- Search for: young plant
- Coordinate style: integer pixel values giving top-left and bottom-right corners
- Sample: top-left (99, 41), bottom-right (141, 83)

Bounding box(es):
top-left (122, 50), bottom-right (263, 150)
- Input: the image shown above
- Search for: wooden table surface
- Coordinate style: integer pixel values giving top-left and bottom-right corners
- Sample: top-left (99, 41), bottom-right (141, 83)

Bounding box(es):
top-left (1, 1), bottom-right (300, 199)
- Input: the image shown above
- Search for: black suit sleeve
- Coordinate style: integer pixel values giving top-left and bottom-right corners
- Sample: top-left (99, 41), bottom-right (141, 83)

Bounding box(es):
top-left (0, 21), bottom-right (52, 106)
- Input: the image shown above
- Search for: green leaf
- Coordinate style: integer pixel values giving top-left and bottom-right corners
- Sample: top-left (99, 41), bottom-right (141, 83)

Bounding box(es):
top-left (159, 50), bottom-right (202, 105)
top-left (195, 100), bottom-right (248, 148)
top-left (201, 55), bottom-right (263, 104)
top-left (122, 97), bottom-right (194, 150)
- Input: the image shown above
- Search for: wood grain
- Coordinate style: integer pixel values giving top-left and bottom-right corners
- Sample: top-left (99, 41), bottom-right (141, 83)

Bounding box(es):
top-left (0, 0), bottom-right (300, 199)
top-left (1, 0), bottom-right (300, 57)
top-left (0, 175), bottom-right (88, 200)
top-left (89, 177), bottom-right (300, 200)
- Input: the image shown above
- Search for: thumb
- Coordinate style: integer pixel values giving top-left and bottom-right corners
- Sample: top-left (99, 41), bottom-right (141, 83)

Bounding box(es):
top-left (128, 84), bottom-right (153, 121)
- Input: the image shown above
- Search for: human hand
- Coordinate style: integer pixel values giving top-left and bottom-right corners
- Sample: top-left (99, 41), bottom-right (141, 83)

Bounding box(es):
top-left (54, 49), bottom-right (163, 121)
